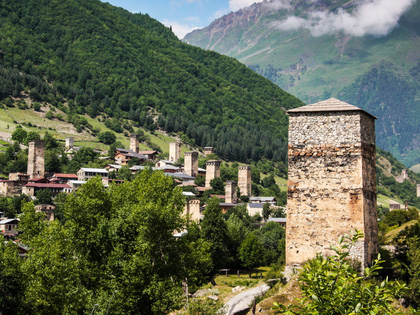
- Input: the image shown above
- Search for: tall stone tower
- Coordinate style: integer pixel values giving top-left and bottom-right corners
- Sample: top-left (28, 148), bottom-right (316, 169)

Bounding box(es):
top-left (238, 165), bottom-right (251, 197)
top-left (286, 98), bottom-right (378, 269)
top-left (27, 140), bottom-right (45, 179)
top-left (417, 184), bottom-right (420, 198)
top-left (130, 135), bottom-right (139, 153)
top-left (65, 137), bottom-right (74, 150)
top-left (205, 160), bottom-right (221, 187)
top-left (184, 152), bottom-right (198, 177)
top-left (169, 142), bottom-right (181, 162)
top-left (225, 181), bottom-right (237, 204)
top-left (184, 199), bottom-right (201, 222)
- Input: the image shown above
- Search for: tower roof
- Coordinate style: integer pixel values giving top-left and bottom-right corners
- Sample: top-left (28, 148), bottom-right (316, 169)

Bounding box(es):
top-left (287, 98), bottom-right (376, 119)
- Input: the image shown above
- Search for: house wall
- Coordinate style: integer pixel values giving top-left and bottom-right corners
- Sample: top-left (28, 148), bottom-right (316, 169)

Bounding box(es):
top-left (286, 110), bottom-right (378, 268)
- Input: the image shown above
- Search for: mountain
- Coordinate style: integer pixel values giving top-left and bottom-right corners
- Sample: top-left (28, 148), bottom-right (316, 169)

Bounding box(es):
top-left (183, 0), bottom-right (420, 167)
top-left (0, 0), bottom-right (303, 165)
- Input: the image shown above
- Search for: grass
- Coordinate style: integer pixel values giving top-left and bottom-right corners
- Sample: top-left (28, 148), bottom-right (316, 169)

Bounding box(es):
top-left (385, 220), bottom-right (418, 244)
top-left (193, 267), bottom-right (270, 304)
top-left (377, 194), bottom-right (404, 208)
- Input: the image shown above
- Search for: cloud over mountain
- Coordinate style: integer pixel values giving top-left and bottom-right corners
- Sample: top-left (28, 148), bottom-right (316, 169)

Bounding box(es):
top-left (272, 0), bottom-right (416, 37)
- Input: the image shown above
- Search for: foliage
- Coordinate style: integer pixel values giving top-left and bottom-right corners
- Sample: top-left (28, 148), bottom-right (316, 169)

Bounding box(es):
top-left (0, 0), bottom-right (302, 164)
top-left (274, 230), bottom-right (407, 314)
top-left (238, 232), bottom-right (265, 268)
top-left (98, 131), bottom-right (116, 145)
top-left (201, 197), bottom-right (231, 272)
top-left (3, 173), bottom-right (212, 314)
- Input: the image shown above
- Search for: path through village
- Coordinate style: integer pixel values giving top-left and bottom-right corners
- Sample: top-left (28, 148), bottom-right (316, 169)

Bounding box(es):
top-left (223, 283), bottom-right (270, 315)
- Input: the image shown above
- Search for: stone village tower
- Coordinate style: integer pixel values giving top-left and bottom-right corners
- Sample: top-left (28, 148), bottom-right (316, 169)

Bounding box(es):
top-left (286, 98), bottom-right (378, 268)
top-left (27, 140), bottom-right (45, 179)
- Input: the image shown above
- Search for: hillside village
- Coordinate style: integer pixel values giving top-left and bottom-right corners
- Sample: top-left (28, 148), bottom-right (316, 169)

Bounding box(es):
top-left (1, 0), bottom-right (420, 313)
top-left (0, 132), bottom-right (286, 239)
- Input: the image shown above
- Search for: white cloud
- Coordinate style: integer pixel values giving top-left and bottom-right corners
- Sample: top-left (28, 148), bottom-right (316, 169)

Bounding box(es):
top-left (210, 8), bottom-right (231, 21)
top-left (265, 0), bottom-right (293, 10)
top-left (229, 0), bottom-right (264, 12)
top-left (162, 19), bottom-right (201, 39)
top-left (185, 16), bottom-right (201, 22)
top-left (273, 0), bottom-right (416, 37)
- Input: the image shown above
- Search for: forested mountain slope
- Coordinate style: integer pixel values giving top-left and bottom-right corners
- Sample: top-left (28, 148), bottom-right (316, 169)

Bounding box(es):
top-left (184, 0), bottom-right (420, 167)
top-left (0, 0), bottom-right (303, 164)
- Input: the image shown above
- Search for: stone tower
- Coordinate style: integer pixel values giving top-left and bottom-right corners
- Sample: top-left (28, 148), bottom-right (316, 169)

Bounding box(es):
top-left (65, 137), bottom-right (74, 149)
top-left (225, 181), bottom-right (237, 204)
top-left (238, 165), bottom-right (251, 197)
top-left (286, 98), bottom-right (378, 269)
top-left (204, 147), bottom-right (214, 155)
top-left (27, 140), bottom-right (45, 179)
top-left (184, 199), bottom-right (201, 222)
top-left (130, 135), bottom-right (139, 153)
top-left (205, 160), bottom-right (221, 187)
top-left (184, 152), bottom-right (198, 177)
top-left (417, 184), bottom-right (420, 198)
top-left (169, 142), bottom-right (181, 162)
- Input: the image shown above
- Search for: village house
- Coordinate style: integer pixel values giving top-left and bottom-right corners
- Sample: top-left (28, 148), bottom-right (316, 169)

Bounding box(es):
top-left (77, 168), bottom-right (109, 181)
top-left (22, 183), bottom-right (72, 197)
top-left (138, 150), bottom-right (158, 160)
top-left (0, 218), bottom-right (20, 238)
top-left (50, 173), bottom-right (78, 184)
top-left (34, 204), bottom-right (55, 221)
top-left (249, 196), bottom-right (276, 204)
top-left (114, 148), bottom-right (147, 165)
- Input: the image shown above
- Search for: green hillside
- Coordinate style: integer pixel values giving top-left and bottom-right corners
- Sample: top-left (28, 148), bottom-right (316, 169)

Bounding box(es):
top-left (0, 0), bottom-right (303, 165)
top-left (183, 0), bottom-right (420, 167)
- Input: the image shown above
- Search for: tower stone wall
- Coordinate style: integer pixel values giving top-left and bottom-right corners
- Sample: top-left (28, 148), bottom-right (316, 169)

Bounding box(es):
top-left (286, 98), bottom-right (378, 269)
top-left (130, 135), bottom-right (139, 153)
top-left (417, 184), bottom-right (420, 198)
top-left (205, 160), bottom-right (221, 188)
top-left (169, 142), bottom-right (181, 162)
top-left (184, 152), bottom-right (198, 177)
top-left (27, 140), bottom-right (45, 179)
top-left (225, 181), bottom-right (237, 204)
top-left (184, 199), bottom-right (201, 222)
top-left (238, 165), bottom-right (251, 197)
top-left (65, 137), bottom-right (74, 149)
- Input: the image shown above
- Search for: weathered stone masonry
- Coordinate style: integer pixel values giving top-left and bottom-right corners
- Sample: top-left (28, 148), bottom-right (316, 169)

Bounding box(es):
top-left (286, 98), bottom-right (378, 268)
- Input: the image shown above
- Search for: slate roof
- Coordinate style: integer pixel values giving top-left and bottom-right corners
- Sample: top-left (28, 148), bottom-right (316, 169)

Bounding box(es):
top-left (287, 98), bottom-right (377, 119)
top-left (116, 148), bottom-right (147, 159)
top-left (79, 168), bottom-right (109, 173)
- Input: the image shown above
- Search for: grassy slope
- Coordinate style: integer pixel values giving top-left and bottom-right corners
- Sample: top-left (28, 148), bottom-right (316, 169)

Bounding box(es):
top-left (0, 106), bottom-right (187, 154)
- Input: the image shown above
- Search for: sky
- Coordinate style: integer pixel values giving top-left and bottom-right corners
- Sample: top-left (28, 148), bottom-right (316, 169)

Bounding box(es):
top-left (102, 0), bottom-right (263, 39)
top-left (102, 0), bottom-right (417, 39)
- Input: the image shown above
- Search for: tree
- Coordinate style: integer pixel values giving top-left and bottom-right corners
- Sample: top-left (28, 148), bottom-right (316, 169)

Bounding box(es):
top-left (201, 197), bottom-right (231, 273)
top-left (35, 188), bottom-right (53, 205)
top-left (98, 131), bottom-right (116, 145)
top-left (11, 126), bottom-right (27, 143)
top-left (210, 177), bottom-right (224, 195)
top-left (274, 230), bottom-right (407, 314)
top-left (0, 237), bottom-right (24, 315)
top-left (262, 203), bottom-right (272, 222)
top-left (239, 232), bottom-right (265, 269)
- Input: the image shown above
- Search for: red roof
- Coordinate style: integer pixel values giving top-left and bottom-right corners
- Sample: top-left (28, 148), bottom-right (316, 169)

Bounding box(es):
top-left (24, 183), bottom-right (71, 188)
top-left (53, 173), bottom-right (78, 178)
top-left (28, 177), bottom-right (46, 182)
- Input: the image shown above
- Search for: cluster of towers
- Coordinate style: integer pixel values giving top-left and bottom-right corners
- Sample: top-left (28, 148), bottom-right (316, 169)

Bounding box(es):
top-left (168, 141), bottom-right (252, 197)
